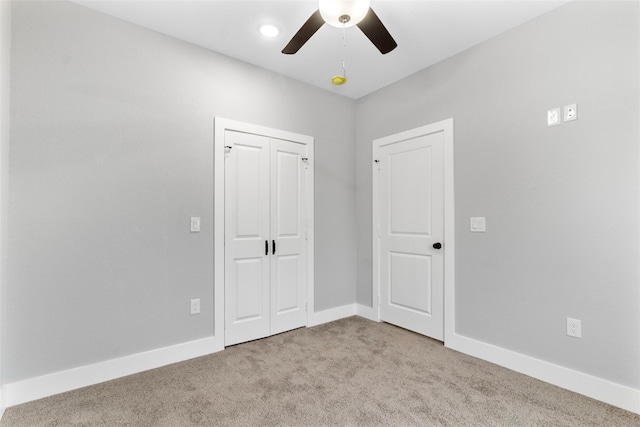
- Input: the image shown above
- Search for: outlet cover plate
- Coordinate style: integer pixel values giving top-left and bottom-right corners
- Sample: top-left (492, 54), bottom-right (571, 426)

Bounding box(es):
top-left (547, 108), bottom-right (561, 127)
top-left (564, 104), bottom-right (577, 122)
top-left (191, 298), bottom-right (201, 315)
top-left (567, 317), bottom-right (582, 338)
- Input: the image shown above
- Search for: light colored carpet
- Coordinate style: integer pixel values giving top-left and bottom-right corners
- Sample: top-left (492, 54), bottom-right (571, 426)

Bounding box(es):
top-left (2, 316), bottom-right (638, 426)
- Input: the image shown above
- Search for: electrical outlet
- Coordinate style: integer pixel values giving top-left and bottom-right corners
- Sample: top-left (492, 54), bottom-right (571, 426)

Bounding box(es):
top-left (547, 108), bottom-right (561, 127)
top-left (564, 104), bottom-right (577, 122)
top-left (190, 298), bottom-right (200, 315)
top-left (566, 317), bottom-right (581, 338)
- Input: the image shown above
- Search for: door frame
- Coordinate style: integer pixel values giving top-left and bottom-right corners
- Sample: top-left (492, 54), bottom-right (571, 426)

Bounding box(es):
top-left (372, 118), bottom-right (455, 343)
top-left (214, 117), bottom-right (314, 348)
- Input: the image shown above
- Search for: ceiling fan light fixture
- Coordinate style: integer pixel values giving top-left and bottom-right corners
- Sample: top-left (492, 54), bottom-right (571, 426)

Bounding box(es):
top-left (319, 0), bottom-right (370, 28)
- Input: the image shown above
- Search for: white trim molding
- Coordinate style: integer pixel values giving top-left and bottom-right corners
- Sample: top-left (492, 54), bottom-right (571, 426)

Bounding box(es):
top-left (308, 304), bottom-right (356, 327)
top-left (4, 312), bottom-right (636, 414)
top-left (2, 304), bottom-right (354, 409)
top-left (446, 333), bottom-right (640, 414)
top-left (356, 303), bottom-right (378, 322)
top-left (0, 388), bottom-right (5, 419)
top-left (4, 337), bottom-right (221, 408)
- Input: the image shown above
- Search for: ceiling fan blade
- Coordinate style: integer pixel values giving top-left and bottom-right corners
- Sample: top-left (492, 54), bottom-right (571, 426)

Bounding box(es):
top-left (282, 10), bottom-right (325, 55)
top-left (357, 8), bottom-right (397, 54)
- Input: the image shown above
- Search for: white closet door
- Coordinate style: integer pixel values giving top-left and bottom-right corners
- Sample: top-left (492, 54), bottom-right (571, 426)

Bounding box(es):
top-left (377, 130), bottom-right (445, 340)
top-left (225, 132), bottom-right (308, 346)
top-left (224, 131), bottom-right (270, 346)
top-left (270, 138), bottom-right (307, 335)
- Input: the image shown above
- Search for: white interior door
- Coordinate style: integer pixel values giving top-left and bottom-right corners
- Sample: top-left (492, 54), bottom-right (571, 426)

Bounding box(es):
top-left (225, 131), bottom-right (271, 346)
top-left (375, 128), bottom-right (445, 340)
top-left (225, 131), bottom-right (308, 346)
top-left (270, 139), bottom-right (307, 335)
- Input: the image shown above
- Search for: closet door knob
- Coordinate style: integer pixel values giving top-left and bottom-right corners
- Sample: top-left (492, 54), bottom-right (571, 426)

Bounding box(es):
top-left (265, 240), bottom-right (269, 255)
top-left (272, 240), bottom-right (276, 255)
top-left (433, 242), bottom-right (442, 249)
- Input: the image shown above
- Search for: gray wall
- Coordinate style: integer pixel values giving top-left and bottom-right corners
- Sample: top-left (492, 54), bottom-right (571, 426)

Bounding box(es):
top-left (6, 0), bottom-right (356, 383)
top-left (1, 0), bottom-right (11, 397)
top-left (355, 1), bottom-right (639, 388)
top-left (5, 0), bottom-right (638, 393)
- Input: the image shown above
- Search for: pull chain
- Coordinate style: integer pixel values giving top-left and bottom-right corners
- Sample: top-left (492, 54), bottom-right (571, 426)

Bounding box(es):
top-left (331, 28), bottom-right (348, 85)
top-left (342, 27), bottom-right (347, 78)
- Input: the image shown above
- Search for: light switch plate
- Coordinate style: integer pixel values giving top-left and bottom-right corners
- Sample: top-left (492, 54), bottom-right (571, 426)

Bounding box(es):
top-left (547, 108), bottom-right (561, 127)
top-left (470, 217), bottom-right (486, 232)
top-left (564, 104), bottom-right (577, 122)
top-left (190, 217), bottom-right (201, 233)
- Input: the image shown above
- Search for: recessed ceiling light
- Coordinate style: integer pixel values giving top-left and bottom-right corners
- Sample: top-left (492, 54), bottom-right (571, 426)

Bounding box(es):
top-left (260, 25), bottom-right (279, 38)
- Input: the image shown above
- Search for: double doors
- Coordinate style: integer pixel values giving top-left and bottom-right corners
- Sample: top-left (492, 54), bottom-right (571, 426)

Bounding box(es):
top-left (224, 130), bottom-right (308, 346)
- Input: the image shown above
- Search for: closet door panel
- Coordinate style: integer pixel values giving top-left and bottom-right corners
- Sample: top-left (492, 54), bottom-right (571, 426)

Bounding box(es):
top-left (270, 138), bottom-right (307, 335)
top-left (224, 131), bottom-right (270, 346)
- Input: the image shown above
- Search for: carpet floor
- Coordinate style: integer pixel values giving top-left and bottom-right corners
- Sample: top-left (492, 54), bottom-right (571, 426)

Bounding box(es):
top-left (2, 316), bottom-right (638, 426)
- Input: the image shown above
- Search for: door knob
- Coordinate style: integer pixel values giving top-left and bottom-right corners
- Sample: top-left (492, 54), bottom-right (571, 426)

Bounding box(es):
top-left (433, 242), bottom-right (442, 249)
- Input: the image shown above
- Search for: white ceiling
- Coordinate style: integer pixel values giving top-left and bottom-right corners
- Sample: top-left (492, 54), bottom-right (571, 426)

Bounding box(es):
top-left (73, 0), bottom-right (570, 99)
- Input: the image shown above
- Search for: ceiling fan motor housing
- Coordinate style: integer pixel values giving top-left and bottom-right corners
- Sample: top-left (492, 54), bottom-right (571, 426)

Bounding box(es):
top-left (319, 0), bottom-right (371, 28)
top-left (282, 0), bottom-right (396, 56)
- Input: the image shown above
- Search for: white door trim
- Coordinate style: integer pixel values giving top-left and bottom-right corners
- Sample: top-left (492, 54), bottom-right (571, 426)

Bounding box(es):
top-left (372, 118), bottom-right (455, 343)
top-left (214, 117), bottom-right (314, 349)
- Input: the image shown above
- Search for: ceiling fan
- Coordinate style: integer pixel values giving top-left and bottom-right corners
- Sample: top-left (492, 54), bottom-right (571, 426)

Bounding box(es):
top-left (282, 0), bottom-right (397, 55)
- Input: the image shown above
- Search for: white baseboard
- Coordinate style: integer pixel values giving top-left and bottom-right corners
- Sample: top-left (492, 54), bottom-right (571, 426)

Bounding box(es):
top-left (6, 315), bottom-right (636, 416)
top-left (0, 387), bottom-right (5, 420)
top-left (4, 305), bottom-right (357, 410)
top-left (356, 303), bottom-right (378, 322)
top-left (4, 336), bottom-right (222, 408)
top-left (308, 303), bottom-right (356, 327)
top-left (446, 332), bottom-right (640, 415)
